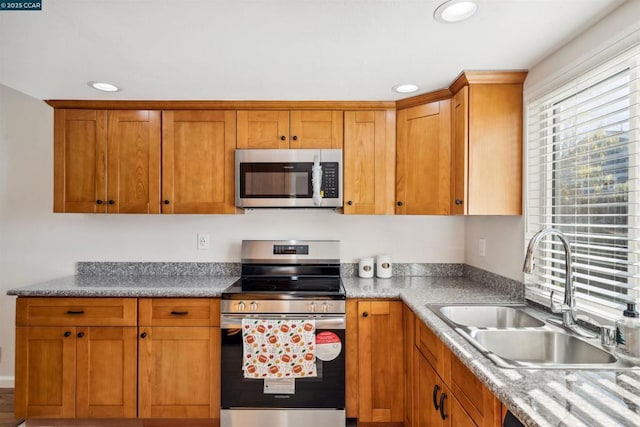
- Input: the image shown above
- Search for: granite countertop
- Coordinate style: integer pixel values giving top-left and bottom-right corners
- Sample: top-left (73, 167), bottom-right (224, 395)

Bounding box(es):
top-left (7, 273), bottom-right (640, 426)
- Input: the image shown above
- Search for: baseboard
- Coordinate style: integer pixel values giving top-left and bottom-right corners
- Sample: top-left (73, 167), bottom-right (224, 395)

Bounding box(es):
top-left (0, 376), bottom-right (15, 388)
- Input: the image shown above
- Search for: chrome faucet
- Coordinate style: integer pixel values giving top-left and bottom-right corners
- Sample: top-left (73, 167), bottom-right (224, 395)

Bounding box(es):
top-left (523, 228), bottom-right (597, 338)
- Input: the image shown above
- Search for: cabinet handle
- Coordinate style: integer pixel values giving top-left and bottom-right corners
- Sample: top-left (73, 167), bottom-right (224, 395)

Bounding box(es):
top-left (439, 393), bottom-right (448, 420)
top-left (280, 136), bottom-right (286, 141)
top-left (66, 310), bottom-right (84, 315)
top-left (140, 332), bottom-right (147, 339)
top-left (108, 200), bottom-right (115, 205)
top-left (432, 384), bottom-right (440, 410)
top-left (170, 311), bottom-right (189, 315)
top-left (362, 312), bottom-right (368, 318)
top-left (163, 200), bottom-right (170, 205)
top-left (292, 135), bottom-right (298, 141)
top-left (347, 201), bottom-right (353, 206)
top-left (455, 199), bottom-right (463, 205)
top-left (396, 201), bottom-right (403, 207)
top-left (96, 199), bottom-right (104, 205)
top-left (64, 331), bottom-right (72, 337)
top-left (77, 332), bottom-right (85, 338)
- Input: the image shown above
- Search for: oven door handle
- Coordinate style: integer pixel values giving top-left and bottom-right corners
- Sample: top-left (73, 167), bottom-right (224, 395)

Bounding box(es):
top-left (220, 314), bottom-right (345, 330)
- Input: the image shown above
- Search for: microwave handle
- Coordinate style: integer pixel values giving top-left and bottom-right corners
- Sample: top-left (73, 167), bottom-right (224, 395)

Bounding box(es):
top-left (312, 156), bottom-right (323, 206)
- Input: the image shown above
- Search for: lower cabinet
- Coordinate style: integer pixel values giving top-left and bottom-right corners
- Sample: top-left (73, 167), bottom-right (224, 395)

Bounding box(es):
top-left (346, 299), bottom-right (404, 425)
top-left (138, 298), bottom-right (221, 419)
top-left (414, 347), bottom-right (475, 427)
top-left (14, 298), bottom-right (138, 419)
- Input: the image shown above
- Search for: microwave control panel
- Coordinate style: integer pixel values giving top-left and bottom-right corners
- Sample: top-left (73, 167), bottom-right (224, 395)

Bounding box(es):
top-left (321, 162), bottom-right (340, 198)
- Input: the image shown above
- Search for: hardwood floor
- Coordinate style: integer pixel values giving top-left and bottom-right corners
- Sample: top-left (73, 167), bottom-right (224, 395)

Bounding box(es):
top-left (0, 389), bottom-right (23, 427)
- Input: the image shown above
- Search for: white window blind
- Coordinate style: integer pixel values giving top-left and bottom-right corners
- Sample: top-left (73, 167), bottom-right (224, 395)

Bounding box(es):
top-left (525, 44), bottom-right (640, 322)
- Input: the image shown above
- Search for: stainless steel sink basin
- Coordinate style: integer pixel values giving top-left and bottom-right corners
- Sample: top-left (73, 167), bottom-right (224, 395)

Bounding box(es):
top-left (426, 303), bottom-right (638, 369)
top-left (468, 329), bottom-right (617, 366)
top-left (438, 305), bottom-right (545, 328)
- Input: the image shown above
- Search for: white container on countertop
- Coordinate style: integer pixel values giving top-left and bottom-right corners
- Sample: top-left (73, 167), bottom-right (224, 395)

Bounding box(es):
top-left (376, 255), bottom-right (392, 279)
top-left (358, 258), bottom-right (374, 278)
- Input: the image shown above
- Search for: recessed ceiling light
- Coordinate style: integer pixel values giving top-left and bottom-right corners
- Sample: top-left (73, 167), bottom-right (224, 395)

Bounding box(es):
top-left (434, 0), bottom-right (478, 23)
top-left (87, 81), bottom-right (120, 92)
top-left (393, 84), bottom-right (420, 94)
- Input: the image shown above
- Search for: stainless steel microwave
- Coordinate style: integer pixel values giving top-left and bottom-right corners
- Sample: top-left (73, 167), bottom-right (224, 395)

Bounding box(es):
top-left (235, 149), bottom-right (343, 208)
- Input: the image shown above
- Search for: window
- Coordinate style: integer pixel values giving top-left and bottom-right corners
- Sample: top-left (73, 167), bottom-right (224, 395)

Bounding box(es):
top-left (525, 44), bottom-right (640, 322)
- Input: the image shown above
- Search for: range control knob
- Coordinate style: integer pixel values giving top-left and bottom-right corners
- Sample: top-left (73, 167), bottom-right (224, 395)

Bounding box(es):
top-left (237, 301), bottom-right (246, 312)
top-left (310, 302), bottom-right (316, 313)
top-left (250, 301), bottom-right (258, 312)
top-left (323, 302), bottom-right (329, 313)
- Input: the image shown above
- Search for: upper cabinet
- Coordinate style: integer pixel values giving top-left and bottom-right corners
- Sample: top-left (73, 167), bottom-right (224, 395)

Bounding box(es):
top-left (396, 100), bottom-right (452, 215)
top-left (53, 109), bottom-right (161, 213)
top-left (161, 111), bottom-right (237, 214)
top-left (343, 110), bottom-right (395, 214)
top-left (450, 72), bottom-right (526, 215)
top-left (237, 110), bottom-right (343, 149)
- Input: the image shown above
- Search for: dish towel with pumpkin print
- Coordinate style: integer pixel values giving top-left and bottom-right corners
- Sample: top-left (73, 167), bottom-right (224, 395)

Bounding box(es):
top-left (242, 318), bottom-right (317, 379)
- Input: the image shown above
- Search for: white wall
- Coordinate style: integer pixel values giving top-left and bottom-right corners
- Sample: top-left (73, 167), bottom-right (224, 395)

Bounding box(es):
top-left (463, 0), bottom-right (640, 284)
top-left (0, 83), bottom-right (465, 384)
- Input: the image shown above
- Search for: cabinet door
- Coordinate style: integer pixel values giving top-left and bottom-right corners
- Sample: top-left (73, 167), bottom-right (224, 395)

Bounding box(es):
top-left (138, 326), bottom-right (220, 419)
top-left (404, 305), bottom-right (416, 427)
top-left (106, 110), bottom-right (161, 214)
top-left (414, 348), bottom-right (444, 427)
top-left (451, 86), bottom-right (469, 215)
top-left (357, 301), bottom-right (404, 423)
top-left (162, 111), bottom-right (237, 213)
top-left (15, 327), bottom-right (76, 418)
top-left (53, 109), bottom-right (107, 213)
top-left (237, 110), bottom-right (289, 149)
top-left (76, 327), bottom-right (137, 418)
top-left (343, 111), bottom-right (395, 214)
top-left (289, 110), bottom-right (343, 149)
top-left (396, 100), bottom-right (451, 214)
top-left (448, 386), bottom-right (479, 427)
top-left (467, 84), bottom-right (523, 215)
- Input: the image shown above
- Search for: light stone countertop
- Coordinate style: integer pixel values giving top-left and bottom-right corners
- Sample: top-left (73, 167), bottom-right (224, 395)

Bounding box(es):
top-left (8, 275), bottom-right (640, 426)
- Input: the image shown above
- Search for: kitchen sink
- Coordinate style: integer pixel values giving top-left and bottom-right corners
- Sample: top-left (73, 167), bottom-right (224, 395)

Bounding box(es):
top-left (427, 303), bottom-right (638, 369)
top-left (438, 305), bottom-right (545, 328)
top-left (468, 329), bottom-right (617, 366)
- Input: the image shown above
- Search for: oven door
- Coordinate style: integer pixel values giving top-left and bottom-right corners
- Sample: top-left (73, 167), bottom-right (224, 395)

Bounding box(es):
top-left (220, 314), bottom-right (345, 409)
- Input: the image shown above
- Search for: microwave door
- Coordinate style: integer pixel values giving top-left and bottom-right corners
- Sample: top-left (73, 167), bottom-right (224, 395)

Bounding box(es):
top-left (240, 163), bottom-right (313, 199)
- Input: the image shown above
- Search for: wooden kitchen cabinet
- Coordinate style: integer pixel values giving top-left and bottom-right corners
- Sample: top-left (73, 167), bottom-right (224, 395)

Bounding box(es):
top-left (161, 110), bottom-right (237, 214)
top-left (15, 298), bottom-right (138, 419)
top-left (138, 298), bottom-right (221, 419)
top-left (450, 72), bottom-right (526, 215)
top-left (396, 100), bottom-right (452, 215)
top-left (350, 300), bottom-right (404, 424)
top-left (403, 304), bottom-right (416, 427)
top-left (237, 110), bottom-right (343, 149)
top-left (343, 110), bottom-right (396, 214)
top-left (53, 109), bottom-right (161, 213)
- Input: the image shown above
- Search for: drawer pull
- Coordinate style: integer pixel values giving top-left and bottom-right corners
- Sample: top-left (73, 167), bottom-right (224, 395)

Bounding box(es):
top-left (432, 384), bottom-right (440, 410)
top-left (66, 310), bottom-right (85, 315)
top-left (77, 332), bottom-right (85, 338)
top-left (439, 393), bottom-right (448, 420)
top-left (170, 311), bottom-right (189, 315)
top-left (63, 331), bottom-right (71, 337)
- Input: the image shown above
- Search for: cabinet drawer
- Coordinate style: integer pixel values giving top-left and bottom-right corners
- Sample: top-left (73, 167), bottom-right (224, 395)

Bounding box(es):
top-left (16, 298), bottom-right (137, 326)
top-left (450, 355), bottom-right (501, 426)
top-left (139, 298), bottom-right (220, 326)
top-left (415, 318), bottom-right (446, 377)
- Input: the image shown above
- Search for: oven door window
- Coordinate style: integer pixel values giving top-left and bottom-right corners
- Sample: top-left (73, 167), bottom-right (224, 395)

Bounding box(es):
top-left (221, 326), bottom-right (345, 409)
top-left (240, 163), bottom-right (313, 199)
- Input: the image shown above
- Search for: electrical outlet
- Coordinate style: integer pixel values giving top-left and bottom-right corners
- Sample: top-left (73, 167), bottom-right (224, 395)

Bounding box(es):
top-left (197, 233), bottom-right (210, 250)
top-left (479, 238), bottom-right (486, 257)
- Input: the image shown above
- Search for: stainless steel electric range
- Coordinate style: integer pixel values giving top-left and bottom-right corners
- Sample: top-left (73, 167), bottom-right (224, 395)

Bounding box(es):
top-left (220, 240), bottom-right (346, 427)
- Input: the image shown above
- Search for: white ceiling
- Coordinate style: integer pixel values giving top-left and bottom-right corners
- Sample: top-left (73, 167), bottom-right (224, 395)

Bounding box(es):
top-left (0, 0), bottom-right (626, 101)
